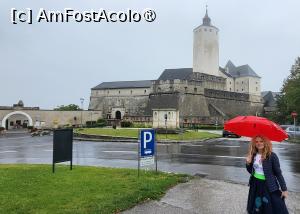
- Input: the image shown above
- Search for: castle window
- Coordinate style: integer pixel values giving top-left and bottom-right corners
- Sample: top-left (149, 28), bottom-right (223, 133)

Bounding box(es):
top-left (144, 90), bottom-right (147, 94)
top-left (107, 90), bottom-right (109, 94)
top-left (242, 81), bottom-right (244, 84)
top-left (209, 29), bottom-right (212, 32)
top-left (230, 82), bottom-right (231, 85)
top-left (256, 87), bottom-right (258, 91)
top-left (242, 89), bottom-right (244, 91)
top-left (130, 90), bottom-right (133, 95)
top-left (119, 91), bottom-right (120, 94)
top-left (158, 87), bottom-right (161, 92)
top-left (256, 82), bottom-right (258, 84)
top-left (184, 87), bottom-right (188, 92)
top-left (237, 89), bottom-right (239, 92)
top-left (194, 88), bottom-right (197, 93)
top-left (204, 28), bottom-right (207, 31)
top-left (230, 88), bottom-right (232, 91)
top-left (169, 86), bottom-right (173, 91)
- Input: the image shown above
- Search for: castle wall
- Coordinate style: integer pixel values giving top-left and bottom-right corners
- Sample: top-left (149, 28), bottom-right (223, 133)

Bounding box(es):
top-left (90, 87), bottom-right (150, 97)
top-left (152, 79), bottom-right (204, 94)
top-left (89, 87), bottom-right (152, 118)
top-left (152, 73), bottom-right (226, 94)
top-left (148, 88), bottom-right (263, 125)
top-left (248, 77), bottom-right (261, 95)
top-left (0, 109), bottom-right (102, 129)
top-left (234, 77), bottom-right (250, 93)
top-left (204, 89), bottom-right (263, 118)
top-left (219, 71), bottom-right (235, 92)
top-left (88, 75), bottom-right (263, 125)
top-left (178, 94), bottom-right (210, 117)
top-left (90, 95), bottom-right (150, 118)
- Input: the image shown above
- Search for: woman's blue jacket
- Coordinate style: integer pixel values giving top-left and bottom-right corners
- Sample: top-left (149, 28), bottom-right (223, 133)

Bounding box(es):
top-left (246, 152), bottom-right (287, 192)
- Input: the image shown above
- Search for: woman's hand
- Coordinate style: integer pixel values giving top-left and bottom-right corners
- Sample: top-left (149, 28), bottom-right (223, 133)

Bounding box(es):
top-left (246, 154), bottom-right (252, 164)
top-left (246, 144), bottom-right (253, 164)
top-left (281, 191), bottom-right (288, 199)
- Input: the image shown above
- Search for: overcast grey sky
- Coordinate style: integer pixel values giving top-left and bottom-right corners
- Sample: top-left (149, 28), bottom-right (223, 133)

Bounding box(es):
top-left (1, 0), bottom-right (299, 109)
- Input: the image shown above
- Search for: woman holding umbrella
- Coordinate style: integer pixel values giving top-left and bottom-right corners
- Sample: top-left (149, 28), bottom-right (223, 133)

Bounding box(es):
top-left (224, 116), bottom-right (289, 213)
top-left (246, 135), bottom-right (288, 213)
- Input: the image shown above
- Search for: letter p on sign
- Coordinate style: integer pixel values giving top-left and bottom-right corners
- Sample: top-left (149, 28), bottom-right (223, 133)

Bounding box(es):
top-left (140, 129), bottom-right (155, 157)
top-left (143, 131), bottom-right (152, 149)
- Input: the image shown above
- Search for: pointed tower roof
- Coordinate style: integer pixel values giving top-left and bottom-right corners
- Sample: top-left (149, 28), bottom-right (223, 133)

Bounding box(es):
top-left (202, 5), bottom-right (211, 26)
top-left (225, 60), bottom-right (236, 71)
top-left (224, 60), bottom-right (260, 78)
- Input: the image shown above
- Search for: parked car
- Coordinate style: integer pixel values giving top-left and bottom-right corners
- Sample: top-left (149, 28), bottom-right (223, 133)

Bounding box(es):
top-left (280, 125), bottom-right (293, 130)
top-left (285, 126), bottom-right (300, 139)
top-left (222, 130), bottom-right (241, 138)
top-left (31, 129), bottom-right (52, 137)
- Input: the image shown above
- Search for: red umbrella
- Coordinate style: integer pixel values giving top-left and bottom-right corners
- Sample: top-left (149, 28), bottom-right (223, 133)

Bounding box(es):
top-left (224, 116), bottom-right (288, 142)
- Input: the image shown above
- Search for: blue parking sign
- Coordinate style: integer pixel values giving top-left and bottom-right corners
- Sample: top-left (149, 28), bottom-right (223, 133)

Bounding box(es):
top-left (140, 129), bottom-right (155, 157)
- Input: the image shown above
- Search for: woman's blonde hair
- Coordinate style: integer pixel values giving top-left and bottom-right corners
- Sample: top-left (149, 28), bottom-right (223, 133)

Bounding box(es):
top-left (249, 135), bottom-right (272, 160)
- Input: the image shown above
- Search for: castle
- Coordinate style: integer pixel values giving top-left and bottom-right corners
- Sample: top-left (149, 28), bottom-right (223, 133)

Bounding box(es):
top-left (88, 9), bottom-right (263, 128)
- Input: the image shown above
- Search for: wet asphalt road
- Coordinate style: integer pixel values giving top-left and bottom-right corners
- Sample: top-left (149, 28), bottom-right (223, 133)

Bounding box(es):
top-left (0, 134), bottom-right (299, 192)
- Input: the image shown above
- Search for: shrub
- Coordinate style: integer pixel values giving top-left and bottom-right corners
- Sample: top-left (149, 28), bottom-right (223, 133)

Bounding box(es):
top-left (62, 124), bottom-right (73, 128)
top-left (96, 119), bottom-right (107, 127)
top-left (132, 123), bottom-right (152, 128)
top-left (194, 124), bottom-right (223, 130)
top-left (86, 121), bottom-right (97, 127)
top-left (121, 121), bottom-right (133, 128)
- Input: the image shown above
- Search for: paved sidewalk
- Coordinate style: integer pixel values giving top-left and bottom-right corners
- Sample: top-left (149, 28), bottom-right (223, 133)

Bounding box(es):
top-left (123, 178), bottom-right (300, 214)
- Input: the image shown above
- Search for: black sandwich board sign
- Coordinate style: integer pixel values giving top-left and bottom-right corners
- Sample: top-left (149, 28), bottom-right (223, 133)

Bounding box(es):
top-left (52, 128), bottom-right (73, 173)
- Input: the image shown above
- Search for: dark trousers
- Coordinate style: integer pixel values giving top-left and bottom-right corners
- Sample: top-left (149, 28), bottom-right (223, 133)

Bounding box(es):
top-left (247, 176), bottom-right (289, 214)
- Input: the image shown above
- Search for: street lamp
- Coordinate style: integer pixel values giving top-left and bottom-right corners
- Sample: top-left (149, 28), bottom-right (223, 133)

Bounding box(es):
top-left (164, 113), bottom-right (167, 139)
top-left (80, 98), bottom-right (84, 127)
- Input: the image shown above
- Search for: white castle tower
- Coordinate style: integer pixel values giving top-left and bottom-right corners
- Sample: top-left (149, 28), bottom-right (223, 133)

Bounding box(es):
top-left (193, 7), bottom-right (219, 76)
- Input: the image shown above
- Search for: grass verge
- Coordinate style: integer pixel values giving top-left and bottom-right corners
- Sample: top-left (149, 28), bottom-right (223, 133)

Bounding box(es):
top-left (75, 128), bottom-right (220, 140)
top-left (0, 164), bottom-right (189, 214)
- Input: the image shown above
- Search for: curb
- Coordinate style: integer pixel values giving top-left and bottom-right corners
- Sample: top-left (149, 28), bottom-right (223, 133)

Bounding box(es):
top-left (73, 136), bottom-right (214, 144)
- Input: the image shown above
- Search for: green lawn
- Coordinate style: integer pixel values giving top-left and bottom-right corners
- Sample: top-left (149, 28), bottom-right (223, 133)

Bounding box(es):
top-left (0, 164), bottom-right (188, 214)
top-left (76, 128), bottom-right (220, 140)
top-left (77, 128), bottom-right (139, 138)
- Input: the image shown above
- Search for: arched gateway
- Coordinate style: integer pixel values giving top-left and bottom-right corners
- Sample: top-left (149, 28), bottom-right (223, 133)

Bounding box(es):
top-left (1, 111), bottom-right (33, 129)
top-left (115, 111), bottom-right (121, 120)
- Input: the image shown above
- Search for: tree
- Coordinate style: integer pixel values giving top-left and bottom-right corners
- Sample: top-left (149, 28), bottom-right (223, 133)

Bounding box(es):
top-left (54, 104), bottom-right (81, 111)
top-left (276, 57), bottom-right (300, 124)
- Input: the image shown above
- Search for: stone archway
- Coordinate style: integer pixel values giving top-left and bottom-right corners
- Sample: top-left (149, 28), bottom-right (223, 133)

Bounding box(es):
top-left (1, 111), bottom-right (33, 129)
top-left (115, 111), bottom-right (121, 120)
